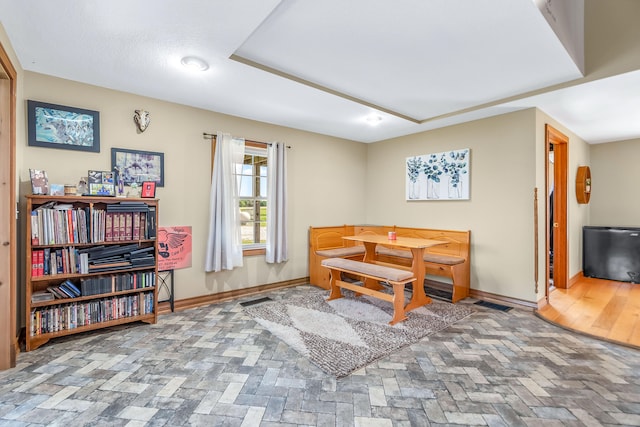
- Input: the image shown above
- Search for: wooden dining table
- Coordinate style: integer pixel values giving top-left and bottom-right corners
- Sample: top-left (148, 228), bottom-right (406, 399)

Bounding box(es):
top-left (343, 234), bottom-right (446, 311)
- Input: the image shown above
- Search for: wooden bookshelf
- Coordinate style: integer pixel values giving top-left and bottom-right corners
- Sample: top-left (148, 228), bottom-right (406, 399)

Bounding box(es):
top-left (25, 195), bottom-right (159, 351)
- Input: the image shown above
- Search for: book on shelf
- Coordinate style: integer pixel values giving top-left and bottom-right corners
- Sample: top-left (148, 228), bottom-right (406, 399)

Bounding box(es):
top-left (125, 212), bottom-right (133, 240)
top-left (46, 286), bottom-right (67, 299)
top-left (63, 280), bottom-right (82, 297)
top-left (59, 281), bottom-right (80, 298)
top-left (56, 283), bottom-right (76, 299)
top-left (31, 250), bottom-right (44, 277)
top-left (31, 291), bottom-right (54, 303)
top-left (147, 206), bottom-right (156, 239)
top-left (105, 201), bottom-right (150, 212)
top-left (132, 212), bottom-right (141, 240)
top-left (30, 211), bottom-right (39, 245)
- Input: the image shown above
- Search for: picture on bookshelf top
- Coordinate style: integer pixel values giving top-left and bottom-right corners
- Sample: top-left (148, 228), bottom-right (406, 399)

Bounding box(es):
top-left (88, 170), bottom-right (115, 196)
top-left (141, 181), bottom-right (156, 198)
top-left (29, 169), bottom-right (49, 195)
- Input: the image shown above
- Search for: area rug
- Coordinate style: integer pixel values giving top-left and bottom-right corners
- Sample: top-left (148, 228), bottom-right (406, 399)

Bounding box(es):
top-left (243, 290), bottom-right (475, 377)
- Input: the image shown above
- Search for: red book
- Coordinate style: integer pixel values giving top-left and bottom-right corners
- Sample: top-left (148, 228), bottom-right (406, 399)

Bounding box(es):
top-left (112, 213), bottom-right (120, 241)
top-left (31, 250), bottom-right (38, 277)
top-left (105, 212), bottom-right (113, 242)
top-left (67, 210), bottom-right (74, 243)
top-left (125, 213), bottom-right (133, 241)
top-left (139, 212), bottom-right (146, 239)
top-left (36, 250), bottom-right (44, 277)
top-left (119, 213), bottom-right (126, 241)
top-left (132, 212), bottom-right (141, 240)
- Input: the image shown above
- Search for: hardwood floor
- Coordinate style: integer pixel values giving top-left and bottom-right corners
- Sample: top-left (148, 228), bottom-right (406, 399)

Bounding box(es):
top-left (536, 275), bottom-right (640, 348)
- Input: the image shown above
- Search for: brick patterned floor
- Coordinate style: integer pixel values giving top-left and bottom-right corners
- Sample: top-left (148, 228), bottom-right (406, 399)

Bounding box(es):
top-left (1, 285), bottom-right (639, 426)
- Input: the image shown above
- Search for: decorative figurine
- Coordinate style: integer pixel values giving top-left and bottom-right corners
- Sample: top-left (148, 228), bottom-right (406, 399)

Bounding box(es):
top-left (133, 109), bottom-right (150, 133)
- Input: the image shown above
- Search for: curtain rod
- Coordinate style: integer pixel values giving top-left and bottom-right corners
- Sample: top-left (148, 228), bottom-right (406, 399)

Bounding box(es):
top-left (203, 132), bottom-right (291, 148)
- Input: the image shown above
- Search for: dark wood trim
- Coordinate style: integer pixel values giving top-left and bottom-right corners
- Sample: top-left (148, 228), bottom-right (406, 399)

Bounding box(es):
top-left (157, 277), bottom-right (308, 314)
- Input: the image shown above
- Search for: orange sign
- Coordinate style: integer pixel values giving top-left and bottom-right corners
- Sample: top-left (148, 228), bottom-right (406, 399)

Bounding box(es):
top-left (158, 226), bottom-right (192, 271)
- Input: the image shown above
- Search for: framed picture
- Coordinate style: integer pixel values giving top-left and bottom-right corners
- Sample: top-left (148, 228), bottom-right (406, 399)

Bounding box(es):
top-left (29, 169), bottom-right (49, 195)
top-left (27, 100), bottom-right (100, 152)
top-left (88, 170), bottom-right (116, 196)
top-left (141, 181), bottom-right (156, 198)
top-left (406, 148), bottom-right (470, 200)
top-left (111, 148), bottom-right (164, 187)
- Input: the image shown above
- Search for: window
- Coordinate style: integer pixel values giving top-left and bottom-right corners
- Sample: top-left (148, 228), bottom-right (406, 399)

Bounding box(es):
top-left (236, 144), bottom-right (267, 251)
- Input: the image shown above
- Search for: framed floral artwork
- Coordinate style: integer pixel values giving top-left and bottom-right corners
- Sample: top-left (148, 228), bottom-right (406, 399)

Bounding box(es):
top-left (406, 148), bottom-right (470, 200)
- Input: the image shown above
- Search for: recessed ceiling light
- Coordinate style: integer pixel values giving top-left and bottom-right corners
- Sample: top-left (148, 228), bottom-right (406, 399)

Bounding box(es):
top-left (365, 114), bottom-right (383, 126)
top-left (181, 56), bottom-right (209, 72)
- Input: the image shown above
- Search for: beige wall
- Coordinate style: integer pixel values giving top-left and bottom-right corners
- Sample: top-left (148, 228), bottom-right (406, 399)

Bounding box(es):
top-left (20, 72), bottom-right (367, 304)
top-left (590, 138), bottom-right (640, 227)
top-left (367, 109), bottom-right (538, 302)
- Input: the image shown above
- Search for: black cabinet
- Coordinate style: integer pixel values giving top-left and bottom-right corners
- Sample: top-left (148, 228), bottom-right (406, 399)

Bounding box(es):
top-left (583, 226), bottom-right (640, 283)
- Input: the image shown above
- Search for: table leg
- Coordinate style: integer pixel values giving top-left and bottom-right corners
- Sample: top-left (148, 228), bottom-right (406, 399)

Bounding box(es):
top-left (362, 241), bottom-right (383, 291)
top-left (405, 247), bottom-right (432, 311)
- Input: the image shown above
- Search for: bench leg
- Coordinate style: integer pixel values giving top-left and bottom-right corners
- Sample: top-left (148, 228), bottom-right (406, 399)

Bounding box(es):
top-left (326, 269), bottom-right (344, 301)
top-left (389, 282), bottom-right (408, 325)
top-left (450, 264), bottom-right (469, 303)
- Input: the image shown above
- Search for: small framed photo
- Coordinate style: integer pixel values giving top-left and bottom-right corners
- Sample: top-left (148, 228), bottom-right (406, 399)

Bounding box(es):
top-left (88, 170), bottom-right (115, 196)
top-left (28, 100), bottom-right (100, 152)
top-left (29, 169), bottom-right (49, 195)
top-left (49, 184), bottom-right (65, 196)
top-left (141, 181), bottom-right (156, 198)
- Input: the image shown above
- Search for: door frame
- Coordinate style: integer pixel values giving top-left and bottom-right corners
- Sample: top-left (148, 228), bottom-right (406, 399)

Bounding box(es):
top-left (545, 124), bottom-right (569, 296)
top-left (0, 41), bottom-right (17, 370)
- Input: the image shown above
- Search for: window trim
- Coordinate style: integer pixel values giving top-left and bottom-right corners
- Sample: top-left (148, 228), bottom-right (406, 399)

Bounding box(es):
top-left (240, 142), bottom-right (267, 252)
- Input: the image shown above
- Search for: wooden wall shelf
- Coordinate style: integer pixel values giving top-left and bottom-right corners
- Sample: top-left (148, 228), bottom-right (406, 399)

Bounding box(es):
top-left (576, 166), bottom-right (591, 204)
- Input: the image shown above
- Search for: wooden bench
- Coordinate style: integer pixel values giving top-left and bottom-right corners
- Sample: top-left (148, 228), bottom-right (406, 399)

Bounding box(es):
top-left (309, 225), bottom-right (365, 290)
top-left (309, 225), bottom-right (470, 303)
top-left (321, 257), bottom-right (417, 325)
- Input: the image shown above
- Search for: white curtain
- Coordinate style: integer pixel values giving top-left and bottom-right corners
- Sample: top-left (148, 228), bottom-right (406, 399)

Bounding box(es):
top-left (205, 132), bottom-right (245, 272)
top-left (266, 142), bottom-right (288, 263)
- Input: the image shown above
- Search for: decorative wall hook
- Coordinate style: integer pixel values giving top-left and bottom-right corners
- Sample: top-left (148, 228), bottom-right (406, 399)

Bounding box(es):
top-left (133, 109), bottom-right (150, 133)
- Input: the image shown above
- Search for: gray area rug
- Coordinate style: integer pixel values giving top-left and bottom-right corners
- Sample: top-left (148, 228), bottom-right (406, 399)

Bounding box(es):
top-left (243, 289), bottom-right (475, 377)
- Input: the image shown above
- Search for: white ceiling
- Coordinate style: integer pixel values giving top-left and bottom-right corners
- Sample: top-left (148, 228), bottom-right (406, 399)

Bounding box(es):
top-left (1, 0), bottom-right (638, 144)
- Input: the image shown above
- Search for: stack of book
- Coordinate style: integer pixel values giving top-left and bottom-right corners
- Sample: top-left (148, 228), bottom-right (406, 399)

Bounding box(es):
top-left (31, 290), bottom-right (55, 303)
top-left (79, 243), bottom-right (155, 273)
top-left (46, 279), bottom-right (81, 299)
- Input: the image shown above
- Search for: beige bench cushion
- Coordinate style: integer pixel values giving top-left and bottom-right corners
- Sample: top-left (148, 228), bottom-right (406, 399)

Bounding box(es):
top-left (376, 246), bottom-right (465, 266)
top-left (316, 246), bottom-right (365, 258)
top-left (321, 257), bottom-right (414, 282)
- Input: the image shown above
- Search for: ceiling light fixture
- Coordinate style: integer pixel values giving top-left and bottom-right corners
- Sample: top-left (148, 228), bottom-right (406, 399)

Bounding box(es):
top-left (365, 114), bottom-right (383, 126)
top-left (181, 56), bottom-right (209, 72)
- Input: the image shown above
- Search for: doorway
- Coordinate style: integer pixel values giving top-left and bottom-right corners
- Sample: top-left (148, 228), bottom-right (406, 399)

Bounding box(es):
top-left (0, 41), bottom-right (17, 370)
top-left (545, 124), bottom-right (568, 298)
